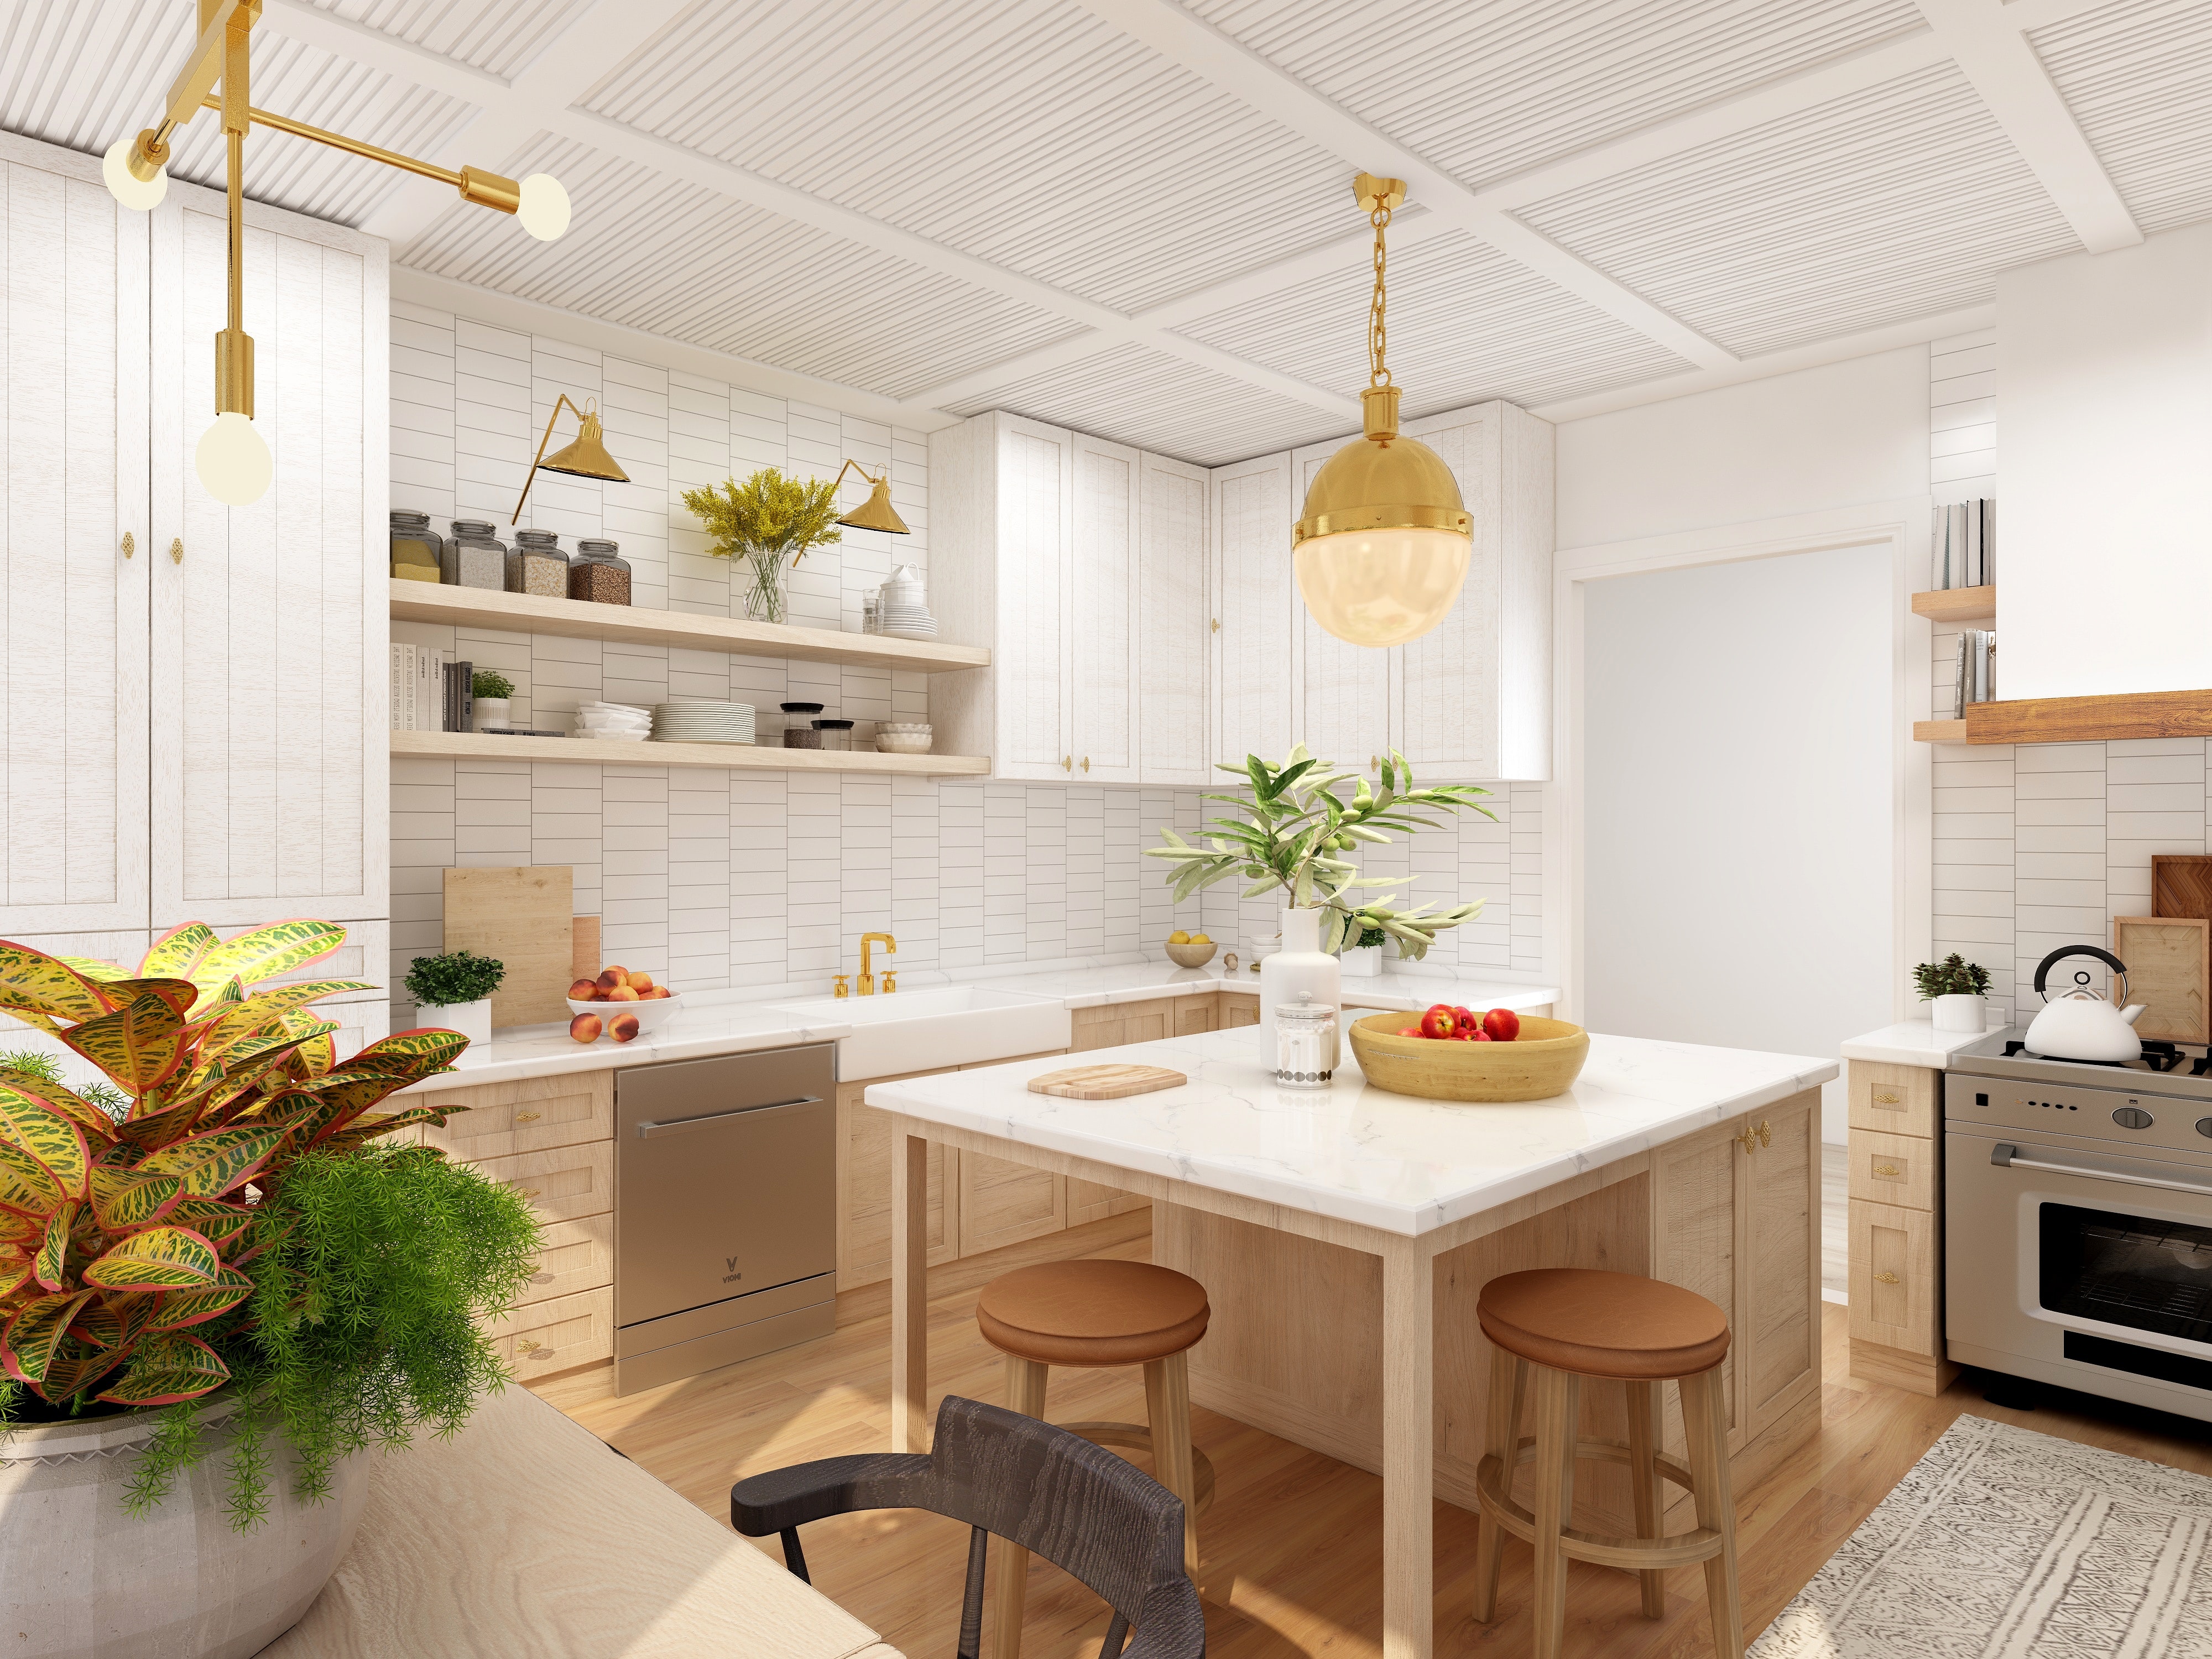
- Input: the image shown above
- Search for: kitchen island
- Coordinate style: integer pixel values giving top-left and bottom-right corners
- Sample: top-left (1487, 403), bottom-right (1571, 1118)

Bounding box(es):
top-left (867, 1021), bottom-right (1834, 1659)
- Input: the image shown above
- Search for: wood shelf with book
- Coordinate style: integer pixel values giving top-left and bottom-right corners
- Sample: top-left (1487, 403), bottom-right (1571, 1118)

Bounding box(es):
top-left (1910, 586), bottom-right (1995, 624)
top-left (390, 729), bottom-right (992, 776)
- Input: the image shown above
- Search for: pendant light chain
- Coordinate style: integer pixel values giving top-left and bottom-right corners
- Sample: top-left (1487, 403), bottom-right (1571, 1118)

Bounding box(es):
top-left (1368, 199), bottom-right (1392, 389)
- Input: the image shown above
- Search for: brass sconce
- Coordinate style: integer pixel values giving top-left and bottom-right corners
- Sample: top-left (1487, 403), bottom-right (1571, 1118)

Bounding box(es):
top-left (512, 395), bottom-right (630, 524)
top-left (831, 459), bottom-right (911, 535)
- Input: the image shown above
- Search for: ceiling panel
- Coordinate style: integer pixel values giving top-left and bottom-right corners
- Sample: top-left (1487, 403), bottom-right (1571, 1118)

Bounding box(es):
top-left (578, 0), bottom-right (1354, 315)
top-left (945, 340), bottom-right (1352, 465)
top-left (296, 0), bottom-right (597, 82)
top-left (1, 0), bottom-right (204, 158)
top-left (2034, 0), bottom-right (2212, 236)
top-left (1516, 62), bottom-right (2079, 359)
top-left (1175, 226), bottom-right (1692, 415)
top-left (401, 135), bottom-right (1087, 401)
top-left (1179, 0), bottom-right (1928, 190)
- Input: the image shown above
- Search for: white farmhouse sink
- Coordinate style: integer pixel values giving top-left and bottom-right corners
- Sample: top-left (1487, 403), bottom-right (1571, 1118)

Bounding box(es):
top-left (771, 987), bottom-right (1072, 1081)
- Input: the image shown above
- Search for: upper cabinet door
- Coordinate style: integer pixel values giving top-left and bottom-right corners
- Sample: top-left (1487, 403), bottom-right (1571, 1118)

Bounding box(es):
top-left (1211, 452), bottom-right (1295, 772)
top-left (149, 180), bottom-right (387, 928)
top-left (1138, 452), bottom-right (1211, 787)
top-left (0, 138), bottom-right (151, 935)
top-left (1290, 441), bottom-right (1394, 779)
top-left (993, 415), bottom-right (1074, 780)
top-left (1070, 432), bottom-right (1140, 784)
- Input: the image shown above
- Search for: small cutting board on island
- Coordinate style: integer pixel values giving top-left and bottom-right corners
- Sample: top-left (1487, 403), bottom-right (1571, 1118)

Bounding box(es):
top-left (1026, 1065), bottom-right (1187, 1099)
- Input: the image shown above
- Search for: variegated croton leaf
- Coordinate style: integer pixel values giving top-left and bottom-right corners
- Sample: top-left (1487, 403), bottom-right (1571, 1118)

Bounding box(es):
top-left (60, 987), bottom-right (196, 1094)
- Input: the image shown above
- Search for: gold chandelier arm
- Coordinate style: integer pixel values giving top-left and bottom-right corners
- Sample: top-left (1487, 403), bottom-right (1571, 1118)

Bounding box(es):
top-left (830, 457), bottom-right (881, 494)
top-left (512, 394), bottom-right (589, 525)
top-left (132, 0), bottom-right (251, 172)
top-left (194, 96), bottom-right (524, 213)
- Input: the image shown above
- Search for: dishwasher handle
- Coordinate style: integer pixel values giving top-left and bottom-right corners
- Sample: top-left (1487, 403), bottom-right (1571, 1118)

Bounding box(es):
top-left (634, 1096), bottom-right (822, 1139)
top-left (1991, 1142), bottom-right (2212, 1199)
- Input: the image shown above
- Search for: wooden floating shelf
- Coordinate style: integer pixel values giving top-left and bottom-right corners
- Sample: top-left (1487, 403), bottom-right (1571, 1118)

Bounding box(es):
top-left (1910, 585), bottom-right (1995, 624)
top-left (1913, 719), bottom-right (1970, 743)
top-left (389, 581), bottom-right (991, 675)
top-left (391, 730), bottom-right (990, 776)
top-left (1914, 690), bottom-right (2212, 745)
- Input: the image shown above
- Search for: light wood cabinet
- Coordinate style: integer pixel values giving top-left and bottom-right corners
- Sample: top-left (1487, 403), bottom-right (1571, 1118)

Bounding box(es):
top-left (1176, 998), bottom-right (1218, 1037)
top-left (520, 1214), bottom-right (616, 1308)
top-left (837, 1072), bottom-right (961, 1290)
top-left (1065, 999), bottom-right (1180, 1224)
top-left (1220, 992), bottom-right (1260, 1029)
top-left (416, 1072), bottom-right (612, 1164)
top-left (1844, 1060), bottom-right (1952, 1394)
top-left (1848, 1060), bottom-right (1938, 1138)
top-left (1849, 1198), bottom-right (1942, 1359)
top-left (492, 1286), bottom-right (613, 1377)
top-left (467, 1141), bottom-right (615, 1229)
top-left (956, 1052), bottom-right (1069, 1255)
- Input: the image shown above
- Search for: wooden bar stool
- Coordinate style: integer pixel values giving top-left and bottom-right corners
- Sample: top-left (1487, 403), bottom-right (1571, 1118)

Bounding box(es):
top-left (1471, 1267), bottom-right (1743, 1659)
top-left (975, 1259), bottom-right (1214, 1659)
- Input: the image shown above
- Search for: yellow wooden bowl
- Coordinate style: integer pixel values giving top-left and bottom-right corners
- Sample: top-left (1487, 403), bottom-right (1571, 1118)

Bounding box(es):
top-left (1347, 1011), bottom-right (1590, 1103)
top-left (1164, 941), bottom-right (1218, 968)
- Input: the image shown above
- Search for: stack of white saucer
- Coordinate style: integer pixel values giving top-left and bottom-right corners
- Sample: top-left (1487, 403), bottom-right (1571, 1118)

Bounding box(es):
top-left (872, 565), bottom-right (938, 640)
top-left (576, 701), bottom-right (651, 742)
top-left (651, 698), bottom-right (755, 745)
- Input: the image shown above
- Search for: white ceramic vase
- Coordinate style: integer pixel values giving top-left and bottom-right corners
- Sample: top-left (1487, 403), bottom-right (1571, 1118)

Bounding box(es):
top-left (1932, 993), bottom-right (1986, 1033)
top-left (0, 1392), bottom-right (367, 1658)
top-left (1340, 942), bottom-right (1383, 978)
top-left (472, 697), bottom-right (511, 732)
top-left (416, 995), bottom-right (493, 1045)
top-left (1258, 907), bottom-right (1341, 1068)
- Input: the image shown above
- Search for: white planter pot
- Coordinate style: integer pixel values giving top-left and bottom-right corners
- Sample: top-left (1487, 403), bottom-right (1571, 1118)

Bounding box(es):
top-left (1932, 993), bottom-right (1987, 1033)
top-left (1340, 943), bottom-right (1383, 978)
top-left (0, 1392), bottom-right (367, 1658)
top-left (1258, 907), bottom-right (1341, 1069)
top-left (416, 995), bottom-right (493, 1046)
top-left (472, 697), bottom-right (511, 732)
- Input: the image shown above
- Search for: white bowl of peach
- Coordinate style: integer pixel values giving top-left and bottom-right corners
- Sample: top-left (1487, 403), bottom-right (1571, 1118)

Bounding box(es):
top-left (567, 965), bottom-right (680, 1043)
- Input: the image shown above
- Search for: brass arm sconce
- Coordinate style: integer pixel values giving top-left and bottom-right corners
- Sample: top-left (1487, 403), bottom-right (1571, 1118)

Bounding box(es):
top-left (830, 459), bottom-right (911, 535)
top-left (513, 395), bottom-right (631, 524)
top-left (104, 0), bottom-right (573, 507)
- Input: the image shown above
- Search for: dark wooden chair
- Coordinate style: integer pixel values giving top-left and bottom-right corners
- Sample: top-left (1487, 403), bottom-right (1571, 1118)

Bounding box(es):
top-left (731, 1393), bottom-right (1206, 1659)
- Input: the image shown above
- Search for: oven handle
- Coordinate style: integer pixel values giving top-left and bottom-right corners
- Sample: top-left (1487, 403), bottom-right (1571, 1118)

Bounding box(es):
top-left (634, 1097), bottom-right (821, 1138)
top-left (1991, 1142), bottom-right (2212, 1199)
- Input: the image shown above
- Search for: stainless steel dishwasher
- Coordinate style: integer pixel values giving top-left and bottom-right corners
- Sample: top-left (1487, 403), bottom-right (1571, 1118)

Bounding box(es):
top-left (614, 1044), bottom-right (836, 1395)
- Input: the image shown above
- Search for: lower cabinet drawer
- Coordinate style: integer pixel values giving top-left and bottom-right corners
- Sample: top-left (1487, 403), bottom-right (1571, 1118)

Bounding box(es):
top-left (1848, 1129), bottom-right (1936, 1212)
top-left (466, 1142), bottom-right (614, 1226)
top-left (417, 1072), bottom-right (613, 1163)
top-left (492, 1287), bottom-right (612, 1376)
top-left (1220, 994), bottom-right (1259, 1029)
top-left (1848, 1198), bottom-right (1940, 1358)
top-left (516, 1213), bottom-right (614, 1309)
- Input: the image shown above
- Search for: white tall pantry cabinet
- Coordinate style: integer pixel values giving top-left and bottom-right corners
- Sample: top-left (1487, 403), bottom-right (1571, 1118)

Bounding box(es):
top-left (0, 131), bottom-right (388, 1046)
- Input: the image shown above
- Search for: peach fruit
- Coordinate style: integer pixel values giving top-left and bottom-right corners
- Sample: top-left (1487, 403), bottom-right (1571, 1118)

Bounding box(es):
top-left (641, 985), bottom-right (672, 1000)
top-left (597, 966), bottom-right (630, 991)
top-left (629, 971), bottom-right (654, 993)
top-left (607, 1013), bottom-right (640, 1042)
top-left (606, 984), bottom-right (640, 1002)
top-left (567, 1012), bottom-right (602, 1044)
top-left (568, 978), bottom-right (598, 1001)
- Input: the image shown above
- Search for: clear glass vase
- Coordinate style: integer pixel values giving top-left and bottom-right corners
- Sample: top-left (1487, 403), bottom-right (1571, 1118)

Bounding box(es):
top-left (739, 542), bottom-right (796, 625)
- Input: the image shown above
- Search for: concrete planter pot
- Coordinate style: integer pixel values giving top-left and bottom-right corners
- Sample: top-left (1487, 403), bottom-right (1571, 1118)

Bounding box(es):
top-left (0, 1391), bottom-right (368, 1658)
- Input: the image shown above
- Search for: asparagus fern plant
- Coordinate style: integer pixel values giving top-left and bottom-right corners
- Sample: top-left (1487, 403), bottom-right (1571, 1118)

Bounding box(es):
top-left (1145, 747), bottom-right (1494, 959)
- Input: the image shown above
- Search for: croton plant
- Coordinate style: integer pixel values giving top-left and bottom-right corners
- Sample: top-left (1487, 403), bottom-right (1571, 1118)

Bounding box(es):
top-left (0, 921), bottom-right (461, 1412)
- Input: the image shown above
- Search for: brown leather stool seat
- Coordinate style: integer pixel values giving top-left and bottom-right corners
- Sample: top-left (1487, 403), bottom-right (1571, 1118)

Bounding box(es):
top-left (977, 1260), bottom-right (1211, 1368)
top-left (1478, 1266), bottom-right (1730, 1379)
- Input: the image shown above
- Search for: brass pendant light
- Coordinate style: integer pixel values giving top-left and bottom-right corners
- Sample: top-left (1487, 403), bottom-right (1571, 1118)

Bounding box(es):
top-left (831, 458), bottom-right (911, 535)
top-left (1292, 175), bottom-right (1473, 649)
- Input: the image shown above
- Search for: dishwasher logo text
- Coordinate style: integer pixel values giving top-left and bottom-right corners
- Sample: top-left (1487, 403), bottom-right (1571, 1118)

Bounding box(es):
top-left (723, 1256), bottom-right (743, 1284)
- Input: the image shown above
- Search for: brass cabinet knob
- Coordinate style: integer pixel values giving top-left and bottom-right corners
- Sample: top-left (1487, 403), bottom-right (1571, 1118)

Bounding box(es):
top-left (1874, 1091), bottom-right (1901, 1105)
top-left (121, 531), bottom-right (135, 559)
top-left (1210, 617), bottom-right (1220, 633)
top-left (1757, 1119), bottom-right (1772, 1147)
top-left (1081, 757), bottom-right (1090, 772)
top-left (169, 536), bottom-right (184, 565)
top-left (515, 1338), bottom-right (548, 1357)
top-left (518, 1187), bottom-right (540, 1199)
top-left (1735, 1126), bottom-right (1759, 1155)
top-left (1873, 1271), bottom-right (1900, 1285)
top-left (513, 1111), bottom-right (542, 1123)
top-left (530, 1271), bottom-right (553, 1283)
top-left (1062, 755), bottom-right (1072, 771)
top-left (1875, 1162), bottom-right (1900, 1177)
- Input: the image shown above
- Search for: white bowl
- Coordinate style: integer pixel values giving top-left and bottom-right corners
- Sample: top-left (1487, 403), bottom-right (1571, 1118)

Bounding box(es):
top-left (565, 990), bottom-right (682, 1036)
top-left (876, 733), bottom-right (934, 754)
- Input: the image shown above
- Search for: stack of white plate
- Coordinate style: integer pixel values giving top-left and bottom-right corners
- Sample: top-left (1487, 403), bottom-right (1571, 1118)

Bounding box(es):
top-left (651, 698), bottom-right (755, 745)
top-left (576, 702), bottom-right (651, 742)
top-left (873, 564), bottom-right (938, 641)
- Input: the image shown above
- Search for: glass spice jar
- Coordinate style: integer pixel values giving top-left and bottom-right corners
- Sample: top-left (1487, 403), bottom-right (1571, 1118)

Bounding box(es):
top-left (508, 529), bottom-right (570, 599)
top-left (570, 538), bottom-right (632, 606)
top-left (390, 510), bottom-right (444, 583)
top-left (444, 520), bottom-right (508, 592)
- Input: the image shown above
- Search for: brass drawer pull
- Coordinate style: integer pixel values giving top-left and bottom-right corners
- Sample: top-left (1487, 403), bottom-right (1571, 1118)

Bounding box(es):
top-left (518, 1187), bottom-right (541, 1199)
top-left (1734, 1120), bottom-right (1773, 1156)
top-left (1873, 1091), bottom-right (1901, 1105)
top-left (515, 1338), bottom-right (550, 1358)
top-left (1875, 1163), bottom-right (1900, 1177)
top-left (1873, 1271), bottom-right (1900, 1285)
top-left (530, 1271), bottom-right (554, 1283)
top-left (513, 1111), bottom-right (542, 1123)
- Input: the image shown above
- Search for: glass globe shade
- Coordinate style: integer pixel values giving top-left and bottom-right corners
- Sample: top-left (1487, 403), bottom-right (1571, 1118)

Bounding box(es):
top-left (517, 174), bottom-right (571, 241)
top-left (1293, 527), bottom-right (1472, 647)
top-left (196, 412), bottom-right (272, 506)
top-left (102, 139), bottom-right (167, 211)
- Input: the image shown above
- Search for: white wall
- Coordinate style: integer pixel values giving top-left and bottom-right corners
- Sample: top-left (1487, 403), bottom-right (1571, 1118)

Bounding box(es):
top-left (1582, 546), bottom-right (1895, 1142)
top-left (1998, 221), bottom-right (2212, 700)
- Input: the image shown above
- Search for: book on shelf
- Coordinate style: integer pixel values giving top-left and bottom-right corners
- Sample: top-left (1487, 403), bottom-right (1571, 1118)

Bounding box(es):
top-left (1953, 629), bottom-right (1997, 717)
top-left (388, 644), bottom-right (467, 732)
top-left (1933, 498), bottom-right (1997, 589)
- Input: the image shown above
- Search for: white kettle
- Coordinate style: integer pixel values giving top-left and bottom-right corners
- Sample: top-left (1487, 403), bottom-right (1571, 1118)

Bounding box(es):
top-left (2024, 945), bottom-right (2147, 1063)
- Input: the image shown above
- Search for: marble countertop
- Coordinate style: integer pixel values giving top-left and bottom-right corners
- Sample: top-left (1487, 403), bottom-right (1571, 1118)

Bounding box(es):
top-left (1838, 1020), bottom-right (1990, 1067)
top-left (866, 1022), bottom-right (1835, 1238)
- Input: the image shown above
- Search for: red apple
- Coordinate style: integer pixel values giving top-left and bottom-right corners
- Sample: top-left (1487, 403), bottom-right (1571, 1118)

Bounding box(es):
top-left (1420, 1005), bottom-right (1458, 1040)
top-left (608, 1013), bottom-right (640, 1042)
top-left (567, 1012), bottom-right (602, 1044)
top-left (1468, 1028), bottom-right (1492, 1041)
top-left (1396, 1026), bottom-right (1423, 1038)
top-left (1483, 1007), bottom-right (1520, 1042)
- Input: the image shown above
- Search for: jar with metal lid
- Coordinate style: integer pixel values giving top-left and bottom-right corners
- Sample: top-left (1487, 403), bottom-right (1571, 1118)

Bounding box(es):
top-left (1273, 994), bottom-right (1337, 1088)
top-left (507, 529), bottom-right (570, 599)
top-left (570, 538), bottom-right (632, 606)
top-left (390, 510), bottom-right (444, 583)
top-left (444, 520), bottom-right (508, 592)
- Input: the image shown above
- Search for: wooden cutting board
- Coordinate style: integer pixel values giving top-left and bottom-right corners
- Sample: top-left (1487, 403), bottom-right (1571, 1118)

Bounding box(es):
top-left (2114, 915), bottom-right (2210, 1044)
top-left (1027, 1065), bottom-right (1187, 1100)
top-left (2153, 855), bottom-right (2212, 922)
top-left (442, 865), bottom-right (575, 1028)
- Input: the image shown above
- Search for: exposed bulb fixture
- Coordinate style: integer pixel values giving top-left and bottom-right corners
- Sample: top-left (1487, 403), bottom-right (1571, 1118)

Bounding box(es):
top-left (102, 137), bottom-right (166, 208)
top-left (1292, 174), bottom-right (1472, 649)
top-left (512, 394), bottom-right (630, 523)
top-left (831, 458), bottom-right (911, 535)
top-left (196, 411), bottom-right (272, 505)
top-left (517, 174), bottom-right (572, 241)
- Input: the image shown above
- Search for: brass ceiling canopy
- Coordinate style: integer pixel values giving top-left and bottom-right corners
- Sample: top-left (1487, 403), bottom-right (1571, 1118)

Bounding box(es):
top-left (513, 395), bottom-right (630, 523)
top-left (832, 459), bottom-right (912, 535)
top-left (1291, 173), bottom-right (1473, 649)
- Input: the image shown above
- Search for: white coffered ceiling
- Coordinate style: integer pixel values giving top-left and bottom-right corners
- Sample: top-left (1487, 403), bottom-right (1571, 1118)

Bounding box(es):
top-left (3, 0), bottom-right (2206, 463)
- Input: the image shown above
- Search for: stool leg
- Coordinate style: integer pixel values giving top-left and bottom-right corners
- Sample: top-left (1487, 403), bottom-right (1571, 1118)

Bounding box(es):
top-left (1679, 1365), bottom-right (1743, 1659)
top-left (993, 1357), bottom-right (1050, 1659)
top-left (1625, 1380), bottom-right (1667, 1618)
top-left (1529, 1364), bottom-right (1579, 1659)
top-left (1472, 1345), bottom-right (1524, 1624)
top-left (1143, 1352), bottom-right (1199, 1575)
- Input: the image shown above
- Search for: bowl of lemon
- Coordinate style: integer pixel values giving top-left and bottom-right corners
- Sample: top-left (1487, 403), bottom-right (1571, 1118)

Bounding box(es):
top-left (1164, 931), bottom-right (1217, 968)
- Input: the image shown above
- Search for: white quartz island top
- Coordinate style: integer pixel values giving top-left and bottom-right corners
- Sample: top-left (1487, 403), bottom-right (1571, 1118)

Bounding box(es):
top-left (867, 1022), bottom-right (1835, 1238)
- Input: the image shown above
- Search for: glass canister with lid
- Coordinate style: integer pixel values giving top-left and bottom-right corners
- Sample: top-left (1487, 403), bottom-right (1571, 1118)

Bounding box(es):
top-left (570, 538), bottom-right (632, 606)
top-left (444, 520), bottom-right (508, 592)
top-left (508, 529), bottom-right (571, 599)
top-left (391, 510), bottom-right (444, 583)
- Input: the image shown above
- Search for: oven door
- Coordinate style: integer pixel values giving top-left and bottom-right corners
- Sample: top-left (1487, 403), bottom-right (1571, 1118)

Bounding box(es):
top-left (1947, 1125), bottom-right (2212, 1418)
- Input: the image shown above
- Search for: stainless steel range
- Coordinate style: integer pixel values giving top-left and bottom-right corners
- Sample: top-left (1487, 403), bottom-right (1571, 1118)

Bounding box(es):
top-left (1947, 1026), bottom-right (2212, 1420)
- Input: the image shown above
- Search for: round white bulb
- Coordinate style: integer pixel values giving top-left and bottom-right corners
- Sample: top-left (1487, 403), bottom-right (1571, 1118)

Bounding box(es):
top-left (516, 174), bottom-right (571, 241)
top-left (196, 412), bottom-right (273, 507)
top-left (1292, 526), bottom-right (1472, 648)
top-left (102, 138), bottom-right (168, 211)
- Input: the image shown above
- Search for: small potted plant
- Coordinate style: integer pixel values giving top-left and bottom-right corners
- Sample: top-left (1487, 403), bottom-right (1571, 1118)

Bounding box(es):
top-left (1915, 953), bottom-right (1992, 1032)
top-left (1341, 921), bottom-right (1387, 978)
top-left (405, 948), bottom-right (505, 1045)
top-left (680, 466), bottom-right (844, 625)
top-left (471, 669), bottom-right (514, 732)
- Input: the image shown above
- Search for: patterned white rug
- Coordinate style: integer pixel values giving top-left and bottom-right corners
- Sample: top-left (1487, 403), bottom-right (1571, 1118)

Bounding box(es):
top-left (1752, 1413), bottom-right (2212, 1657)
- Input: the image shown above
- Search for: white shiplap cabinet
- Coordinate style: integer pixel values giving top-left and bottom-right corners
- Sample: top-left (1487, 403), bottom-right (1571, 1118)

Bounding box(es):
top-left (930, 412), bottom-right (1209, 785)
top-left (1209, 451), bottom-right (1296, 774)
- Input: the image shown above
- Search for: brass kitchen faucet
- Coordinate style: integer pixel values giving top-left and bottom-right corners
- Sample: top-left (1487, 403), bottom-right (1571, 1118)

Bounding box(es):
top-left (857, 932), bottom-right (896, 996)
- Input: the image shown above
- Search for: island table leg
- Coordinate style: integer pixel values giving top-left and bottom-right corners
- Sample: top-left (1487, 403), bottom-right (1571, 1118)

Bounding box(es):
top-left (1381, 1242), bottom-right (1435, 1659)
top-left (889, 1124), bottom-right (929, 1453)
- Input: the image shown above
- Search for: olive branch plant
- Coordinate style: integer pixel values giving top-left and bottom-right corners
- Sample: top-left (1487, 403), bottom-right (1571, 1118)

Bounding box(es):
top-left (1145, 747), bottom-right (1495, 960)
